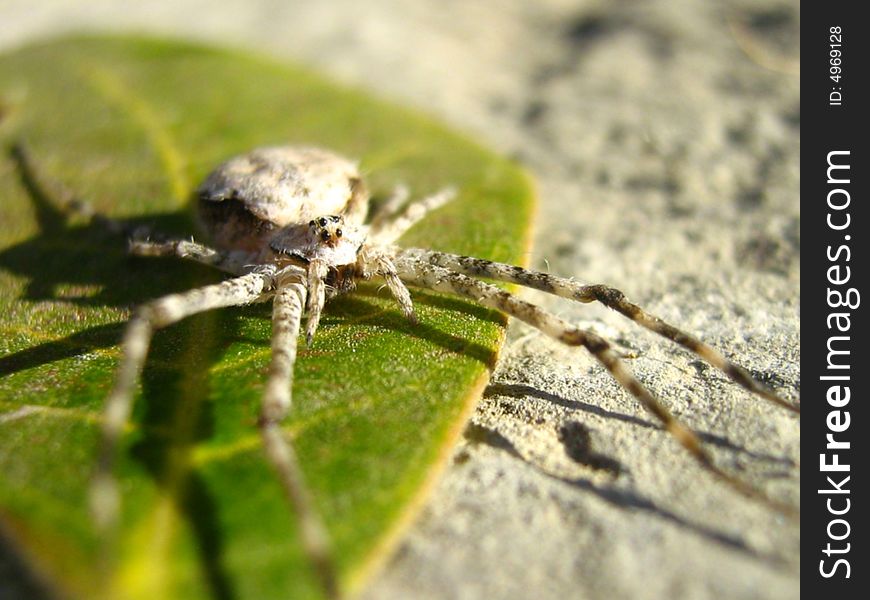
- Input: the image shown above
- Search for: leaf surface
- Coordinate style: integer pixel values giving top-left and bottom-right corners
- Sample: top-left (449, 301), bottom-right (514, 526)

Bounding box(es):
top-left (0, 35), bottom-right (534, 599)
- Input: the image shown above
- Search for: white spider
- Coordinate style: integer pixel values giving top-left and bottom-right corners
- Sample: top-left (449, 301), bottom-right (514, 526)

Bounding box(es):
top-left (14, 143), bottom-right (798, 599)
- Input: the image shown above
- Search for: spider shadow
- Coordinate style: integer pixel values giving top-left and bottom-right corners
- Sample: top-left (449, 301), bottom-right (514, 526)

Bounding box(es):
top-left (0, 148), bottom-right (242, 598)
top-left (0, 141), bottom-right (223, 372)
top-left (462, 421), bottom-right (789, 566)
top-left (0, 210), bottom-right (218, 376)
top-left (322, 286), bottom-right (505, 368)
top-left (0, 223), bottom-right (240, 599)
top-left (131, 311), bottom-right (241, 600)
top-left (486, 382), bottom-right (795, 467)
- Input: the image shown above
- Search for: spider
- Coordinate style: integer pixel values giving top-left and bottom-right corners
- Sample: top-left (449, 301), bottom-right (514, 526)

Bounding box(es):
top-left (12, 143), bottom-right (798, 599)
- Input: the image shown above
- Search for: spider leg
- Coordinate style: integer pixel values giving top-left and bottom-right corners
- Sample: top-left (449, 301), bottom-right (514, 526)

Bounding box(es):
top-left (367, 184), bottom-right (410, 231)
top-left (377, 255), bottom-right (416, 322)
top-left (305, 259), bottom-right (329, 345)
top-left (393, 257), bottom-right (797, 516)
top-left (260, 282), bottom-right (339, 598)
top-left (368, 187), bottom-right (456, 244)
top-left (129, 238), bottom-right (252, 275)
top-left (357, 249), bottom-right (416, 322)
top-left (399, 248), bottom-right (798, 414)
top-left (91, 269), bottom-right (281, 534)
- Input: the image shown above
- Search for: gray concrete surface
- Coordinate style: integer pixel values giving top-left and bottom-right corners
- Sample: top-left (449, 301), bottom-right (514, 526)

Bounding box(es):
top-left (1, 1), bottom-right (800, 599)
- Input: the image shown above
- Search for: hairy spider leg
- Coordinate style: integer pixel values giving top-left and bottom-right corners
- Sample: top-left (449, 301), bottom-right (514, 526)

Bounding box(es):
top-left (392, 256), bottom-right (797, 516)
top-left (129, 238), bottom-right (252, 275)
top-left (260, 281), bottom-right (340, 599)
top-left (368, 187), bottom-right (456, 244)
top-left (92, 270), bottom-right (278, 530)
top-left (304, 258), bottom-right (329, 345)
top-left (399, 248), bottom-right (799, 414)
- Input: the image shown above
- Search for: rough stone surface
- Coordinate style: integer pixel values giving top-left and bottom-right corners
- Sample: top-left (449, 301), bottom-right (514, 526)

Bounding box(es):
top-left (1, 1), bottom-right (800, 599)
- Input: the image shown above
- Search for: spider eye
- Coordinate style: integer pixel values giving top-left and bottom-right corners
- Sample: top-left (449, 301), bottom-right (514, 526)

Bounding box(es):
top-left (318, 218), bottom-right (328, 227)
top-left (335, 228), bottom-right (343, 238)
top-left (320, 230), bottom-right (331, 241)
top-left (308, 220), bottom-right (315, 227)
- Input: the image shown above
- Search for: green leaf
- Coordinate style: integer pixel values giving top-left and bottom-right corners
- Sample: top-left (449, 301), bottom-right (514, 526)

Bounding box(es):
top-left (0, 35), bottom-right (534, 599)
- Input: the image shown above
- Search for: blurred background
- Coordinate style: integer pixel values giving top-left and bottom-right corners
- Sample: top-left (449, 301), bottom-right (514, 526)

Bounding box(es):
top-left (1, 1), bottom-right (799, 599)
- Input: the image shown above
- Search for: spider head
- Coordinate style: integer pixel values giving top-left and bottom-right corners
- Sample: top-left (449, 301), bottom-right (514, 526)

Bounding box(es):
top-left (269, 214), bottom-right (366, 267)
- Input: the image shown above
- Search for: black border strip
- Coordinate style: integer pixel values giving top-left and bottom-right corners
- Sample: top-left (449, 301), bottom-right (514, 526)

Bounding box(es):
top-left (804, 4), bottom-right (867, 597)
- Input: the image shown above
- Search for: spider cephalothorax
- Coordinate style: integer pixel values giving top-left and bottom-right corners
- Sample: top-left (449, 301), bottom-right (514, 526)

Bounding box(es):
top-left (268, 214), bottom-right (366, 268)
top-left (267, 214), bottom-right (368, 304)
top-left (12, 143), bottom-right (797, 600)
